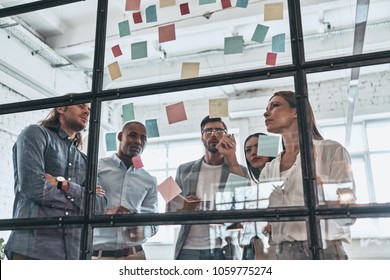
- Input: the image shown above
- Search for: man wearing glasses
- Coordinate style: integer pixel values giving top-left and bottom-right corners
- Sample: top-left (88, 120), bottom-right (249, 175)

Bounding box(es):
top-left (169, 115), bottom-right (249, 260)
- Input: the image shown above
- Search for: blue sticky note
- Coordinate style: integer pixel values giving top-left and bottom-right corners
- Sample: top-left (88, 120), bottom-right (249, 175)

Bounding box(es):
top-left (131, 41), bottom-right (148, 60)
top-left (272, 33), bottom-right (286, 53)
top-left (236, 0), bottom-right (248, 8)
top-left (224, 36), bottom-right (244, 55)
top-left (122, 103), bottom-right (135, 122)
top-left (258, 135), bottom-right (280, 157)
top-left (146, 5), bottom-right (157, 23)
top-left (118, 20), bottom-right (131, 37)
top-left (251, 24), bottom-right (269, 43)
top-left (145, 119), bottom-right (160, 138)
top-left (199, 0), bottom-right (216, 5)
top-left (105, 132), bottom-right (117, 151)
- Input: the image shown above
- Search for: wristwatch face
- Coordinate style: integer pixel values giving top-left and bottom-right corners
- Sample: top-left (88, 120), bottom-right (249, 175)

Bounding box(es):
top-left (56, 176), bottom-right (66, 190)
top-left (56, 176), bottom-right (66, 182)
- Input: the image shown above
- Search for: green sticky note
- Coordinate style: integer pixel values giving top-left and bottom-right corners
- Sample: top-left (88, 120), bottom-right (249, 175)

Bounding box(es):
top-left (118, 20), bottom-right (131, 37)
top-left (199, 0), bottom-right (216, 5)
top-left (236, 0), bottom-right (248, 8)
top-left (272, 33), bottom-right (286, 53)
top-left (122, 103), bottom-right (135, 122)
top-left (224, 36), bottom-right (244, 55)
top-left (131, 41), bottom-right (148, 60)
top-left (105, 132), bottom-right (117, 151)
top-left (258, 135), bottom-right (280, 157)
top-left (145, 119), bottom-right (160, 138)
top-left (225, 173), bottom-right (251, 192)
top-left (251, 24), bottom-right (269, 43)
top-left (146, 5), bottom-right (157, 23)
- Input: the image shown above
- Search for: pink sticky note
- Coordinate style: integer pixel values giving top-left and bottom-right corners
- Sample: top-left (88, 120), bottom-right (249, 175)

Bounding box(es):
top-left (266, 52), bottom-right (277, 66)
top-left (132, 155), bottom-right (144, 169)
top-left (111, 44), bottom-right (122, 57)
top-left (221, 0), bottom-right (232, 9)
top-left (166, 101), bottom-right (187, 124)
top-left (125, 0), bottom-right (140, 11)
top-left (157, 176), bottom-right (182, 203)
top-left (158, 24), bottom-right (176, 43)
top-left (133, 12), bottom-right (143, 24)
top-left (180, 3), bottom-right (190, 15)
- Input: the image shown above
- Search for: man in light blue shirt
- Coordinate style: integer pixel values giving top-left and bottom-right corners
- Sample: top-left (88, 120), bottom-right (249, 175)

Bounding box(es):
top-left (93, 121), bottom-right (158, 260)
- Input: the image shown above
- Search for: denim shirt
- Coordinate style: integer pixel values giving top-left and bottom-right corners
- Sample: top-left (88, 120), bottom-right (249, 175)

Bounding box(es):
top-left (5, 124), bottom-right (99, 260)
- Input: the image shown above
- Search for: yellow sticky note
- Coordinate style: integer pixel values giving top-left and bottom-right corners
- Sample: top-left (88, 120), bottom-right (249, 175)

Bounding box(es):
top-left (107, 61), bottom-right (122, 80)
top-left (264, 2), bottom-right (284, 21)
top-left (160, 0), bottom-right (176, 8)
top-left (209, 98), bottom-right (228, 118)
top-left (181, 62), bottom-right (200, 79)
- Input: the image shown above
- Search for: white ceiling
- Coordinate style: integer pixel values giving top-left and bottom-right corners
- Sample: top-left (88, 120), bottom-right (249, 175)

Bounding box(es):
top-left (0, 0), bottom-right (389, 99)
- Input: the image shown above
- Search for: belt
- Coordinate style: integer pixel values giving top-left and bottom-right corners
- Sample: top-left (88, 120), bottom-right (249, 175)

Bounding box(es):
top-left (93, 245), bottom-right (143, 258)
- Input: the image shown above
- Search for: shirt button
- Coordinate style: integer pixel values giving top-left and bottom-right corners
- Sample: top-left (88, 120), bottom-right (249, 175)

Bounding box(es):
top-left (68, 163), bottom-right (72, 166)
top-left (65, 212), bottom-right (69, 215)
top-left (67, 196), bottom-right (71, 199)
top-left (70, 199), bottom-right (74, 202)
top-left (68, 178), bottom-right (72, 181)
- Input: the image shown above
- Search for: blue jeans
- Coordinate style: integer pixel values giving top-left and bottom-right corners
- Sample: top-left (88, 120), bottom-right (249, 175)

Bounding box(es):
top-left (177, 249), bottom-right (216, 260)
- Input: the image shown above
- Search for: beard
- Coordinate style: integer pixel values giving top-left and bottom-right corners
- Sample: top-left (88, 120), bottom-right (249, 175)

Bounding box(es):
top-left (203, 139), bottom-right (219, 154)
top-left (65, 117), bottom-right (86, 132)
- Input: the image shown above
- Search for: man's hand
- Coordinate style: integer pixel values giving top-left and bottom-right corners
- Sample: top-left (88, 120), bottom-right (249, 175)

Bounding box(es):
top-left (105, 206), bottom-right (131, 215)
top-left (96, 185), bottom-right (105, 197)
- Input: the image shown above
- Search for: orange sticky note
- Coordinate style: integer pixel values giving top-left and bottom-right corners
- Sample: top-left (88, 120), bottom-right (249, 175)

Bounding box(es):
top-left (107, 61), bottom-right (122, 80)
top-left (264, 2), bottom-right (284, 21)
top-left (158, 24), bottom-right (176, 43)
top-left (157, 176), bottom-right (182, 203)
top-left (125, 0), bottom-right (140, 11)
top-left (209, 98), bottom-right (228, 118)
top-left (166, 101), bottom-right (187, 124)
top-left (181, 62), bottom-right (200, 79)
top-left (132, 155), bottom-right (144, 169)
top-left (266, 52), bottom-right (277, 66)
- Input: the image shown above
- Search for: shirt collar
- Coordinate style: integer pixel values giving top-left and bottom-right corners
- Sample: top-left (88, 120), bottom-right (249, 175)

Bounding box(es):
top-left (111, 153), bottom-right (134, 170)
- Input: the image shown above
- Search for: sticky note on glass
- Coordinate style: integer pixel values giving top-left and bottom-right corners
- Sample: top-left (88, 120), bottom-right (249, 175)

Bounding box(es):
top-left (146, 5), bottom-right (157, 23)
top-left (209, 98), bottom-right (228, 118)
top-left (146, 119), bottom-right (160, 138)
top-left (224, 36), bottom-right (244, 55)
top-left (199, 0), bottom-right (216, 5)
top-left (125, 0), bottom-right (141, 11)
top-left (221, 0), bottom-right (232, 9)
top-left (111, 44), bottom-right (122, 57)
top-left (264, 2), bottom-right (284, 21)
top-left (251, 24), bottom-right (269, 43)
top-left (180, 3), bottom-right (190, 15)
top-left (272, 33), bottom-right (285, 53)
top-left (236, 0), bottom-right (248, 8)
top-left (122, 103), bottom-right (135, 122)
top-left (105, 132), bottom-right (117, 151)
top-left (107, 61), bottom-right (122, 80)
top-left (225, 173), bottom-right (250, 192)
top-left (158, 24), bottom-right (176, 43)
top-left (131, 41), bottom-right (148, 60)
top-left (157, 176), bottom-right (182, 203)
top-left (118, 20), bottom-right (131, 37)
top-left (132, 155), bottom-right (144, 169)
top-left (133, 12), bottom-right (143, 24)
top-left (266, 52), bottom-right (277, 66)
top-left (258, 135), bottom-right (280, 157)
top-left (160, 0), bottom-right (176, 8)
top-left (181, 62), bottom-right (200, 79)
top-left (166, 101), bottom-right (187, 124)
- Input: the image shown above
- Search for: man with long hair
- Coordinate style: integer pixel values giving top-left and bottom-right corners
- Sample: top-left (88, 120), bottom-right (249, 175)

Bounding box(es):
top-left (5, 100), bottom-right (105, 260)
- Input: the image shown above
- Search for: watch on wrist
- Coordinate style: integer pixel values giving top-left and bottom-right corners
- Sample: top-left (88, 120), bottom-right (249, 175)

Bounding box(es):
top-left (56, 176), bottom-right (66, 190)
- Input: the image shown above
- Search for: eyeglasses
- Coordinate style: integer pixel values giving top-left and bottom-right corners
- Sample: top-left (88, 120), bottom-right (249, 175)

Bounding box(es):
top-left (201, 128), bottom-right (227, 136)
